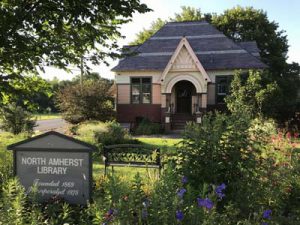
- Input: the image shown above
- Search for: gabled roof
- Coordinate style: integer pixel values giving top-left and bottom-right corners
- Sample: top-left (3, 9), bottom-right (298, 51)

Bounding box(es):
top-left (7, 131), bottom-right (96, 151)
top-left (161, 37), bottom-right (211, 82)
top-left (112, 21), bottom-right (267, 72)
top-left (237, 41), bottom-right (260, 57)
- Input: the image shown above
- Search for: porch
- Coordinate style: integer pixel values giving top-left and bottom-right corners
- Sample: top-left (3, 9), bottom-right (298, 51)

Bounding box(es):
top-left (162, 80), bottom-right (207, 131)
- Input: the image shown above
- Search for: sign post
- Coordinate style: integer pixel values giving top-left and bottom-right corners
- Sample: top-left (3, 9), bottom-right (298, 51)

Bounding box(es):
top-left (7, 131), bottom-right (95, 205)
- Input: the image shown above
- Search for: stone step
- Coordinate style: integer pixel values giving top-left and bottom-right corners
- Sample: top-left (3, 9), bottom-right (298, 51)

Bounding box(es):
top-left (172, 120), bottom-right (194, 123)
top-left (172, 115), bottom-right (194, 120)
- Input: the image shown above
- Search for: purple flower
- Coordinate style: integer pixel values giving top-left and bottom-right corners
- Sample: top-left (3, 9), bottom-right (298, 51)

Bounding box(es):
top-left (108, 209), bottom-right (114, 216)
top-left (176, 210), bottom-right (184, 221)
top-left (181, 176), bottom-right (188, 184)
top-left (262, 223), bottom-right (268, 225)
top-left (197, 197), bottom-right (214, 210)
top-left (215, 183), bottom-right (226, 200)
top-left (263, 209), bottom-right (272, 219)
top-left (177, 188), bottom-right (187, 198)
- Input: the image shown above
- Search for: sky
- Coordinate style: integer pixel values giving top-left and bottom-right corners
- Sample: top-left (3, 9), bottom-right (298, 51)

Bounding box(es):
top-left (39, 0), bottom-right (300, 81)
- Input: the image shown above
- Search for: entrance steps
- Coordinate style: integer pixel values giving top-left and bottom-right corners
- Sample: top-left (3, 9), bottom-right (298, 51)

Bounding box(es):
top-left (171, 113), bottom-right (194, 130)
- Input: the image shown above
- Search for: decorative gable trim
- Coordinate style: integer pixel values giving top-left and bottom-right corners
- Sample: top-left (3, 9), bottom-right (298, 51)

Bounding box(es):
top-left (160, 37), bottom-right (211, 82)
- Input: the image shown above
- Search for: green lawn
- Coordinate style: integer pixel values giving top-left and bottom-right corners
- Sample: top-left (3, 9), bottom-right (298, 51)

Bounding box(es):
top-left (137, 137), bottom-right (182, 154)
top-left (0, 132), bottom-right (28, 168)
top-left (33, 113), bottom-right (61, 120)
top-left (93, 162), bottom-right (160, 186)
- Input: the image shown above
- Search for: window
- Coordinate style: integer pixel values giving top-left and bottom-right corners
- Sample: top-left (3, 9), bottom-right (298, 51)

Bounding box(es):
top-left (216, 76), bottom-right (232, 104)
top-left (131, 77), bottom-right (151, 104)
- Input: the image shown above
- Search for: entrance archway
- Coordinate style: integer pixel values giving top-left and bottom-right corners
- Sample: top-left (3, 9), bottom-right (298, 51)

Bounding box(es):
top-left (173, 80), bottom-right (196, 114)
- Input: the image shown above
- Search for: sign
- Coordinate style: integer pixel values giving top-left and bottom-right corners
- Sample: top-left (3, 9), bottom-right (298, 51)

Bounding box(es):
top-left (7, 131), bottom-right (95, 205)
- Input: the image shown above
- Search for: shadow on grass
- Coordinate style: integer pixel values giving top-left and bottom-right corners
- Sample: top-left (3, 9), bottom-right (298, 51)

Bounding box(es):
top-left (93, 162), bottom-right (160, 187)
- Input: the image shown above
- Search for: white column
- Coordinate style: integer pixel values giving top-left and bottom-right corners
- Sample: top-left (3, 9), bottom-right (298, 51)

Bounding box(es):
top-left (201, 93), bottom-right (207, 108)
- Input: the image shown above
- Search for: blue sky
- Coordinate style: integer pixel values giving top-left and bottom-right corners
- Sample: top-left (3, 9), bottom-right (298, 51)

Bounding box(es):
top-left (40, 0), bottom-right (300, 80)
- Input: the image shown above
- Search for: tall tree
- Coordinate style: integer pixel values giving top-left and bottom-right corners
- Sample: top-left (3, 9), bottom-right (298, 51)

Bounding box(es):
top-left (2, 75), bottom-right (52, 112)
top-left (0, 0), bottom-right (150, 102)
top-left (211, 6), bottom-right (288, 76)
top-left (130, 6), bottom-right (205, 45)
top-left (171, 6), bottom-right (203, 22)
top-left (130, 18), bottom-right (166, 45)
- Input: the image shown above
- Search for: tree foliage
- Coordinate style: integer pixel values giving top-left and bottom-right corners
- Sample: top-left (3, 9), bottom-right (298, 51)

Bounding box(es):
top-left (56, 79), bottom-right (115, 124)
top-left (0, 0), bottom-right (150, 100)
top-left (171, 6), bottom-right (203, 22)
top-left (211, 6), bottom-right (288, 76)
top-left (0, 103), bottom-right (36, 135)
top-left (225, 70), bottom-right (278, 118)
top-left (271, 62), bottom-right (300, 123)
top-left (1, 75), bottom-right (52, 111)
top-left (130, 18), bottom-right (167, 45)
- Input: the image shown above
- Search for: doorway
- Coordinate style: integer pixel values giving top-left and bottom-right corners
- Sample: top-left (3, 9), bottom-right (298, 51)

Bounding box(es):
top-left (175, 81), bottom-right (195, 114)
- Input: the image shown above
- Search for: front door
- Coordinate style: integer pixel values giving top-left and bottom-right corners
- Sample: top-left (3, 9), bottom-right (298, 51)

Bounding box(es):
top-left (176, 81), bottom-right (193, 114)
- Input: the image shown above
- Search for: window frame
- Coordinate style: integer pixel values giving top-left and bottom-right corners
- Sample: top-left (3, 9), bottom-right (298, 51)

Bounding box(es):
top-left (130, 77), bottom-right (152, 104)
top-left (215, 75), bottom-right (233, 104)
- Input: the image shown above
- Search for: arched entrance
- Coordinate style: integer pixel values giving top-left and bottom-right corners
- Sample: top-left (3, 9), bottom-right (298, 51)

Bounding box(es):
top-left (173, 81), bottom-right (196, 114)
top-left (162, 73), bottom-right (208, 131)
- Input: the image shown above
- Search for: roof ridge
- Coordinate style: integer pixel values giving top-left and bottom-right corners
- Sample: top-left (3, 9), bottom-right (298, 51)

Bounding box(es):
top-left (166, 20), bottom-right (209, 24)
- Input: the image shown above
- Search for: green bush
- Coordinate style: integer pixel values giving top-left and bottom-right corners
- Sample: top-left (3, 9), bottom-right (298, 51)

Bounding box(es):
top-left (0, 103), bottom-right (36, 135)
top-left (178, 112), bottom-right (253, 188)
top-left (56, 80), bottom-right (115, 124)
top-left (134, 118), bottom-right (161, 135)
top-left (0, 133), bottom-right (27, 190)
top-left (70, 120), bottom-right (107, 144)
top-left (95, 121), bottom-right (139, 146)
top-left (177, 112), bottom-right (300, 222)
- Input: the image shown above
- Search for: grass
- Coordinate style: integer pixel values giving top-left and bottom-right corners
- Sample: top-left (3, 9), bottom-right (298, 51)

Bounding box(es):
top-left (33, 113), bottom-right (61, 120)
top-left (0, 132), bottom-right (28, 168)
top-left (137, 137), bottom-right (182, 154)
top-left (93, 162), bottom-right (160, 186)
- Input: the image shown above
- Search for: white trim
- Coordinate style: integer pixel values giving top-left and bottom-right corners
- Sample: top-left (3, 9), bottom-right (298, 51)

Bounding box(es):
top-left (160, 37), bottom-right (211, 82)
top-left (165, 22), bottom-right (209, 27)
top-left (164, 74), bottom-right (204, 94)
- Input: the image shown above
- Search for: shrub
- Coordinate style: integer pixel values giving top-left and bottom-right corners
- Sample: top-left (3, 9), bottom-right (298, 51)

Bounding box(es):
top-left (0, 103), bottom-right (36, 135)
top-left (134, 118), bottom-right (161, 135)
top-left (0, 133), bottom-right (27, 190)
top-left (56, 80), bottom-right (115, 124)
top-left (70, 120), bottom-right (107, 145)
top-left (178, 112), bottom-right (254, 188)
top-left (178, 111), bottom-right (300, 221)
top-left (95, 121), bottom-right (139, 146)
top-left (225, 70), bottom-right (278, 118)
top-left (0, 178), bottom-right (28, 224)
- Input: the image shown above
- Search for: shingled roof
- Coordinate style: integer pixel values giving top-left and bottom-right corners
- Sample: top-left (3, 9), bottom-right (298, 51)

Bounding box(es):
top-left (112, 21), bottom-right (267, 72)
